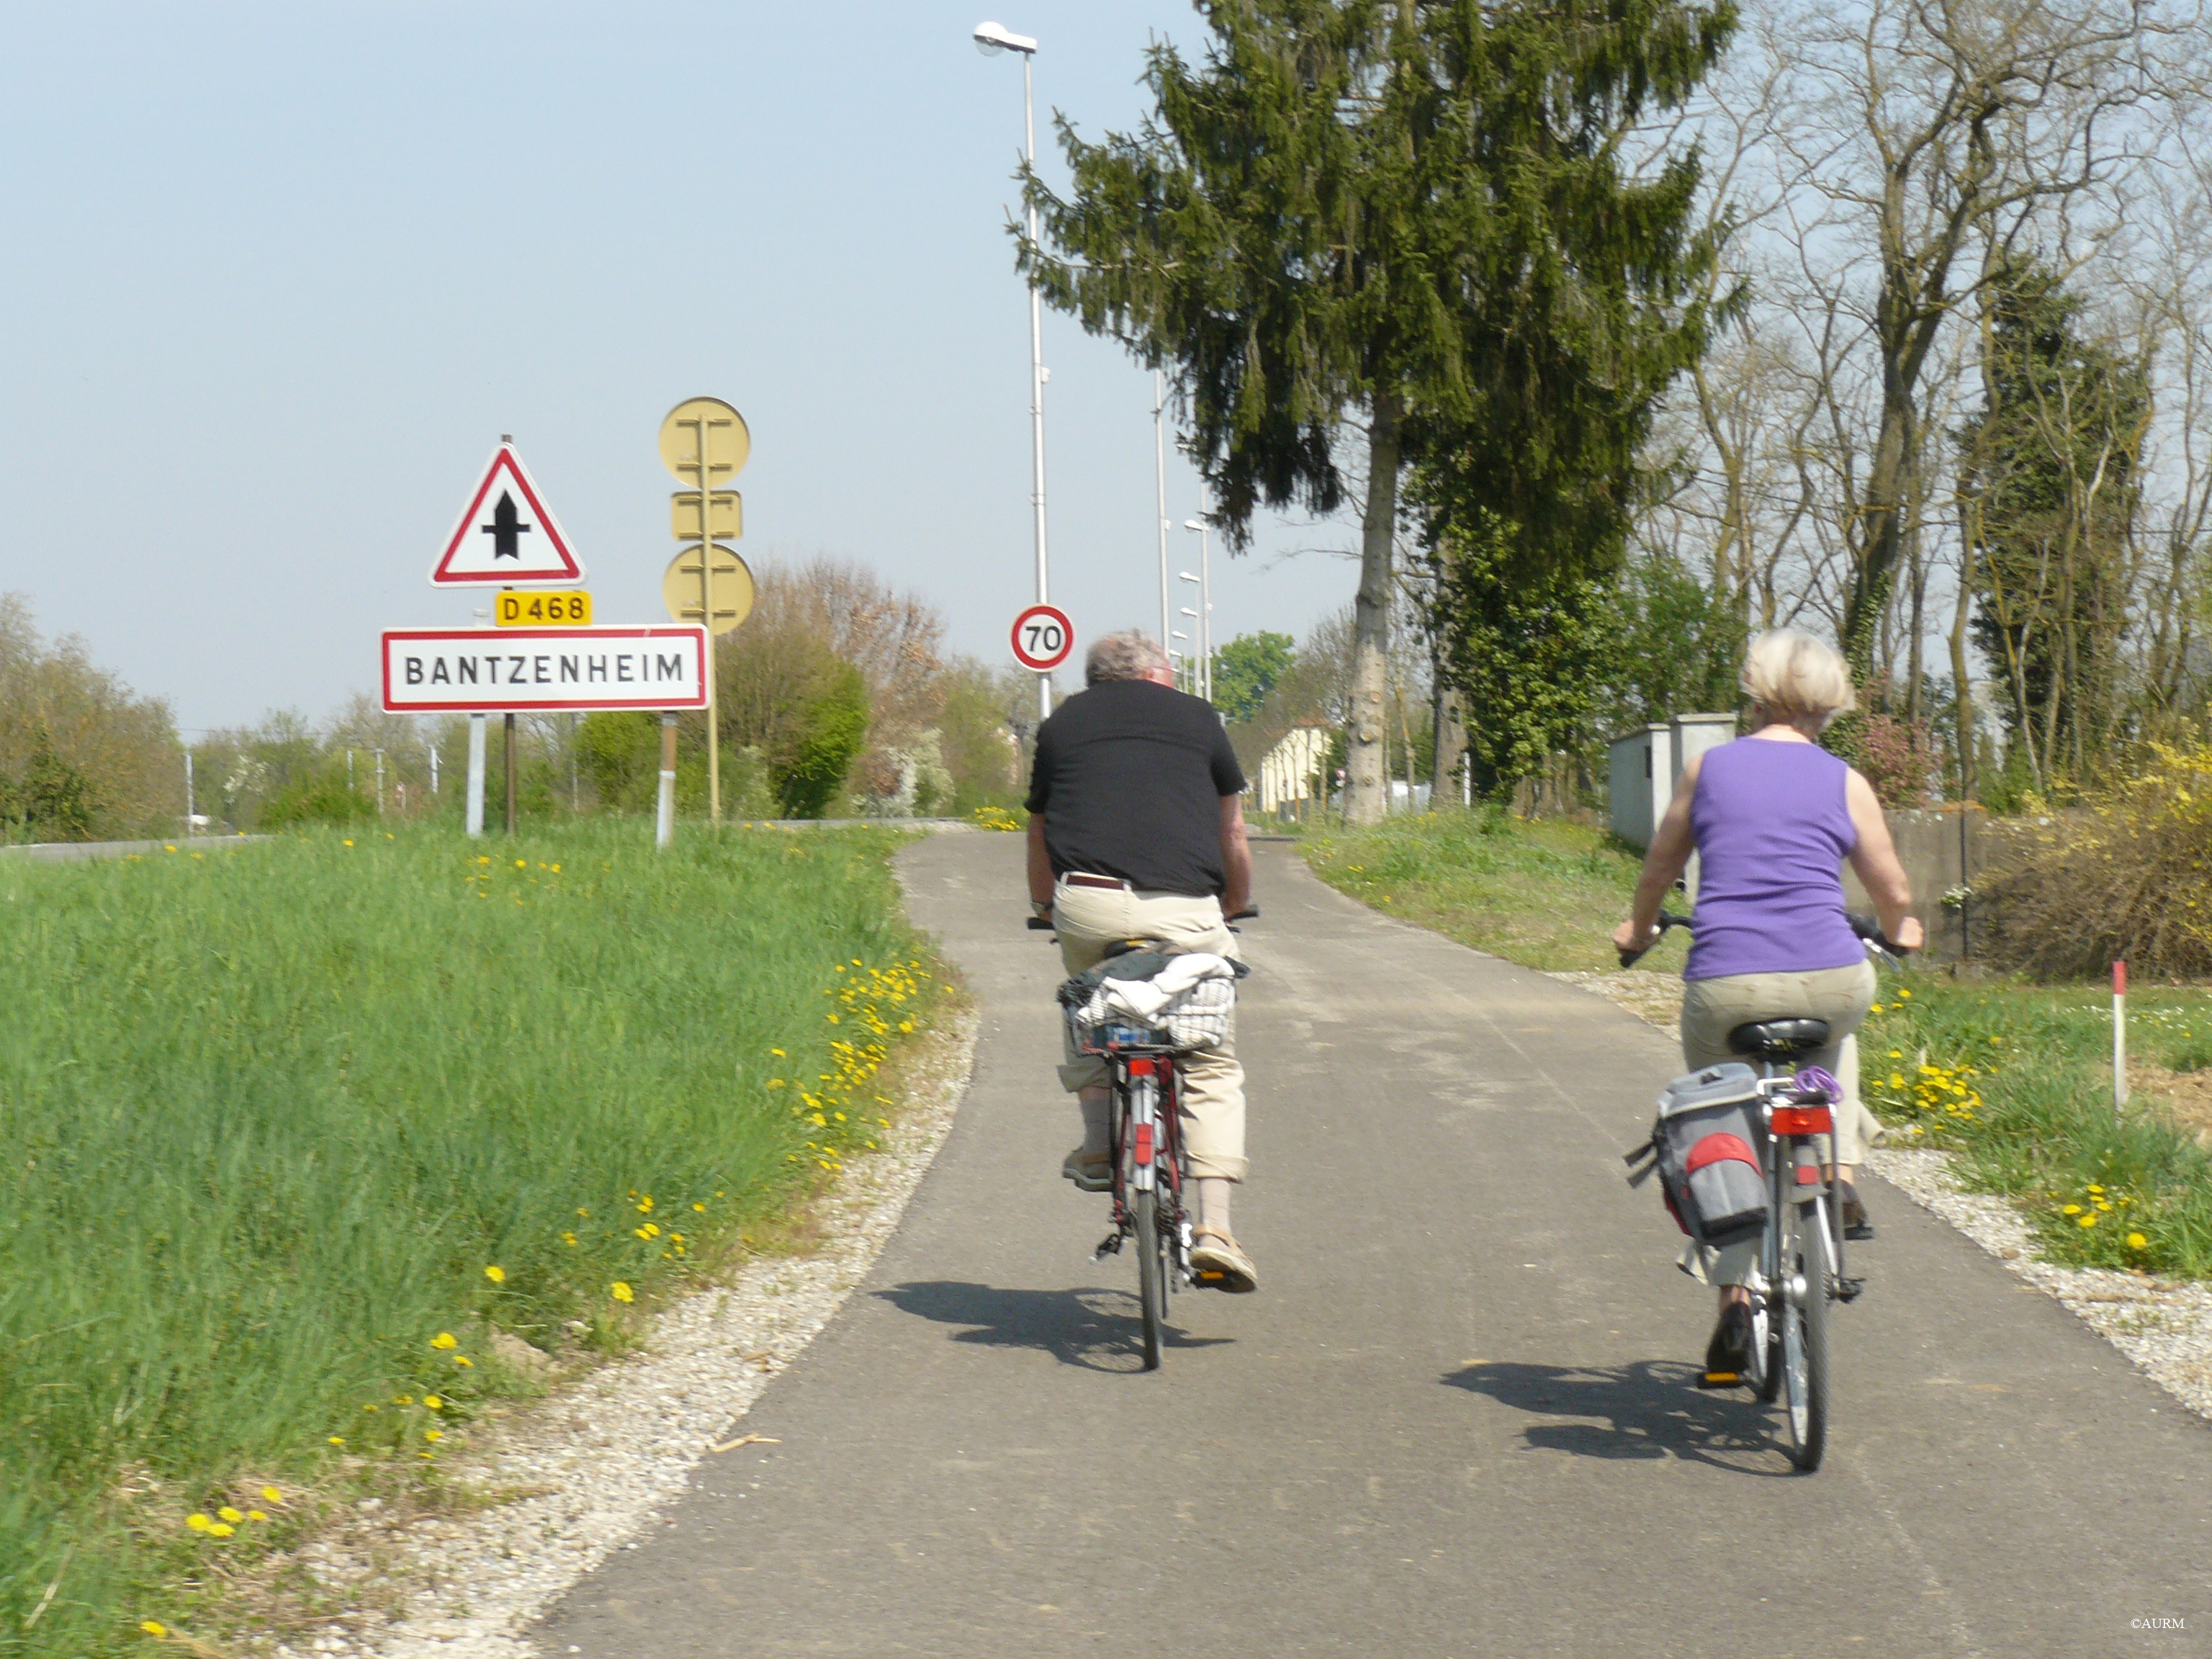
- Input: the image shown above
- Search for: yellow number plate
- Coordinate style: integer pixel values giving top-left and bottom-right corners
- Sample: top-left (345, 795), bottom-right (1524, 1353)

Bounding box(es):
top-left (495, 591), bottom-right (593, 627)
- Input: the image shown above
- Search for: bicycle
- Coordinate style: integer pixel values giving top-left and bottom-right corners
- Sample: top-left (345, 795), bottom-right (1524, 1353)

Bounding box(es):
top-left (1620, 910), bottom-right (1903, 1471)
top-left (1028, 909), bottom-right (1255, 1371)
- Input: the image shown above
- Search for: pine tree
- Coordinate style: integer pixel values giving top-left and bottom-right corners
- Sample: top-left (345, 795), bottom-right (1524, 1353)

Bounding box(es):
top-left (1020, 0), bottom-right (1734, 823)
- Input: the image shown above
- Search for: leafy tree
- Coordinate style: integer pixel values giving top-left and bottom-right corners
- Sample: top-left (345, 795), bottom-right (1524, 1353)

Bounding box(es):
top-left (12, 736), bottom-right (99, 841)
top-left (771, 660), bottom-right (868, 819)
top-left (1438, 515), bottom-right (1622, 801)
top-left (1210, 631), bottom-right (1296, 722)
top-left (258, 766), bottom-right (375, 828)
top-left (1022, 0), bottom-right (1734, 822)
top-left (1958, 260), bottom-right (2148, 791)
top-left (1601, 553), bottom-right (1747, 732)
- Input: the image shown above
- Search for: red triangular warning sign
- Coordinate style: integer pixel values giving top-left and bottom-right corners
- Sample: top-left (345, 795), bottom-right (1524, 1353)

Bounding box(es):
top-left (429, 444), bottom-right (587, 585)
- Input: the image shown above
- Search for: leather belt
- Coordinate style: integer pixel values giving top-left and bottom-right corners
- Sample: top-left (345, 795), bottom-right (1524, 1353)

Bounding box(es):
top-left (1062, 872), bottom-right (1133, 891)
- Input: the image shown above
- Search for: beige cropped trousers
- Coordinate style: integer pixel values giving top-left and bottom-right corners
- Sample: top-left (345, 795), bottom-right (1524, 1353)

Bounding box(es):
top-left (1676, 958), bottom-right (1881, 1287)
top-left (1051, 876), bottom-right (1248, 1182)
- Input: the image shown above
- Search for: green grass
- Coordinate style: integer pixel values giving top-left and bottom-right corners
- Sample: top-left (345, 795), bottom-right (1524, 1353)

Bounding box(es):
top-left (1303, 807), bottom-right (1641, 971)
top-left (0, 823), bottom-right (943, 1655)
top-left (1856, 979), bottom-right (2212, 1281)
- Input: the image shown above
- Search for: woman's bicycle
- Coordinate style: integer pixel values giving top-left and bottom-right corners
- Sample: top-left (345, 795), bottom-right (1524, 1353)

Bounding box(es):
top-left (1029, 911), bottom-right (1253, 1371)
top-left (1621, 911), bottom-right (1902, 1471)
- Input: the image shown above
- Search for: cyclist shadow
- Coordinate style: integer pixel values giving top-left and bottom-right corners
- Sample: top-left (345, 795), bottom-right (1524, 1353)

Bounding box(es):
top-left (876, 1280), bottom-right (1233, 1375)
top-left (1442, 1359), bottom-right (1798, 1476)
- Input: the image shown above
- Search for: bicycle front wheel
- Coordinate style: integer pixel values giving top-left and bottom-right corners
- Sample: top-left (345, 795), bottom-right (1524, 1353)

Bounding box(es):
top-left (1781, 1205), bottom-right (1830, 1470)
top-left (1134, 1189), bottom-right (1166, 1372)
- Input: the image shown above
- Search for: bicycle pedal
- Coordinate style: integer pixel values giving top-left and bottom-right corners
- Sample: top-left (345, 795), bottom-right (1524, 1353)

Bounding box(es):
top-left (1834, 1276), bottom-right (1866, 1303)
top-left (1695, 1370), bottom-right (1748, 1390)
top-left (1090, 1233), bottom-right (1124, 1261)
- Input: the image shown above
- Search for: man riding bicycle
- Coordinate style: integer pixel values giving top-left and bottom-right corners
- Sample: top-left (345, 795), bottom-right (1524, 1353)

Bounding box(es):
top-left (1025, 630), bottom-right (1258, 1293)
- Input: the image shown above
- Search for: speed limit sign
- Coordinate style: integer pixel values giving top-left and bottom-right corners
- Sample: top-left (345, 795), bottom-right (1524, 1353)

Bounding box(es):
top-left (1010, 603), bottom-right (1075, 673)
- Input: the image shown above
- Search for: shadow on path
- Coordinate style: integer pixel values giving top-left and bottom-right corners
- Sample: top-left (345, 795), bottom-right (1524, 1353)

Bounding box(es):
top-left (1443, 1359), bottom-right (1799, 1475)
top-left (876, 1280), bottom-right (1234, 1373)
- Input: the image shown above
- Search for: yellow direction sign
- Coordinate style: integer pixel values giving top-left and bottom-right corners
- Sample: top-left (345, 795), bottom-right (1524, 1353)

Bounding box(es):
top-left (670, 490), bottom-right (742, 541)
top-left (664, 544), bottom-right (754, 635)
top-left (495, 590), bottom-right (593, 627)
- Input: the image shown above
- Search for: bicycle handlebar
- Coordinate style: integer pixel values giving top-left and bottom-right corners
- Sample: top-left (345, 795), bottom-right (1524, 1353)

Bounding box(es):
top-left (1615, 908), bottom-right (1914, 968)
top-left (1616, 910), bottom-right (1690, 969)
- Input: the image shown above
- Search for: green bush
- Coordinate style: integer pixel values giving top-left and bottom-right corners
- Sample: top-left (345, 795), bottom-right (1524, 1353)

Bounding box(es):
top-left (258, 769), bottom-right (377, 828)
top-left (771, 660), bottom-right (868, 818)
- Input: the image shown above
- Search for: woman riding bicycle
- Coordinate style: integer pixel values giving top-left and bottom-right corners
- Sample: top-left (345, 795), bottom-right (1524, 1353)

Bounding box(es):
top-left (1611, 629), bottom-right (1923, 1380)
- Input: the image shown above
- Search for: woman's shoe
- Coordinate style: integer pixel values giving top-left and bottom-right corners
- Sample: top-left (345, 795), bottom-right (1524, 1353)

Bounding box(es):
top-left (1699, 1300), bottom-right (1754, 1388)
top-left (1061, 1148), bottom-right (1112, 1192)
top-left (1837, 1179), bottom-right (1875, 1241)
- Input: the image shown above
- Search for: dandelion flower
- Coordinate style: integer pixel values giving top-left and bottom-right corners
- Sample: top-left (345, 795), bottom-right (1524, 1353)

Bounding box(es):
top-left (208, 1522), bottom-right (235, 1538)
top-left (636, 1223), bottom-right (660, 1239)
top-left (425, 1428), bottom-right (443, 1443)
top-left (218, 1506), bottom-right (243, 1523)
top-left (247, 1509), bottom-right (267, 1521)
top-left (1897, 988), bottom-right (1912, 999)
top-left (2079, 1213), bottom-right (2098, 1228)
top-left (328, 1436), bottom-right (346, 1447)
top-left (611, 1281), bottom-right (634, 1303)
top-left (562, 1231), bottom-right (577, 1245)
top-left (261, 1485), bottom-right (282, 1503)
top-left (142, 1621), bottom-right (168, 1637)
top-left (343, 839), bottom-right (354, 848)
top-left (2128, 1232), bottom-right (2149, 1249)
top-left (423, 1395), bottom-right (443, 1410)
top-left (693, 1202), bottom-right (706, 1213)
top-left (2063, 1204), bottom-right (2082, 1215)
top-left (454, 1355), bottom-right (473, 1367)
top-left (186, 1514), bottom-right (213, 1532)
top-left (431, 1332), bottom-right (458, 1350)
top-left (484, 1265), bottom-right (506, 1283)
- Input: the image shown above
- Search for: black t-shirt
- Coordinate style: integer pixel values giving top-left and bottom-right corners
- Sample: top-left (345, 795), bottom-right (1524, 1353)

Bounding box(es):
top-left (1025, 679), bottom-right (1246, 896)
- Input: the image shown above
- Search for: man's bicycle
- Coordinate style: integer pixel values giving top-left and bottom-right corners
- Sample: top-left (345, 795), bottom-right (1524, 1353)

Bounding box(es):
top-left (1621, 911), bottom-right (1902, 1471)
top-left (1029, 912), bottom-right (1253, 1371)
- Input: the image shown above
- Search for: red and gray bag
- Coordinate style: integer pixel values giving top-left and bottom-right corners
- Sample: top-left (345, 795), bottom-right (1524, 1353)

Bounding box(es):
top-left (1624, 1063), bottom-right (1769, 1248)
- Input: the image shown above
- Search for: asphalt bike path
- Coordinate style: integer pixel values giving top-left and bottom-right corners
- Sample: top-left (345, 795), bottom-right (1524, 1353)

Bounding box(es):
top-left (536, 836), bottom-right (2210, 1657)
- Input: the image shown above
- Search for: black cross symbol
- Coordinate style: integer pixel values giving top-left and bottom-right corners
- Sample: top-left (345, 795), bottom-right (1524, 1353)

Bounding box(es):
top-left (481, 490), bottom-right (531, 559)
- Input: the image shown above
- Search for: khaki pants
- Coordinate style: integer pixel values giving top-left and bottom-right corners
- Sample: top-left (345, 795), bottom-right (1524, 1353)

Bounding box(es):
top-left (1051, 877), bottom-right (1248, 1182)
top-left (1678, 958), bottom-right (1880, 1287)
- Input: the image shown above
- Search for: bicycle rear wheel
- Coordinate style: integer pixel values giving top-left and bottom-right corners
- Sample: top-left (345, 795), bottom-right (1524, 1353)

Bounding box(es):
top-left (1134, 1188), bottom-right (1166, 1371)
top-left (1780, 1205), bottom-right (1830, 1470)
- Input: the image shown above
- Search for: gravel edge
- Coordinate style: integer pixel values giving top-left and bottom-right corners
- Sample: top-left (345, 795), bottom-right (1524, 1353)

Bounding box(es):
top-left (268, 1006), bottom-right (980, 1659)
top-left (1547, 966), bottom-right (2212, 1429)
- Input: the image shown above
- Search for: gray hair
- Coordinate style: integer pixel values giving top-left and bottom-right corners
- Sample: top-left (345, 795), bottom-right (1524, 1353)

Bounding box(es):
top-left (1741, 629), bottom-right (1857, 730)
top-left (1084, 629), bottom-right (1171, 686)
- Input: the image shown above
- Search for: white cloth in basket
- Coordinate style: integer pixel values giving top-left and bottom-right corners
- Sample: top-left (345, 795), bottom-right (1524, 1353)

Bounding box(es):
top-left (1069, 953), bottom-right (1238, 1050)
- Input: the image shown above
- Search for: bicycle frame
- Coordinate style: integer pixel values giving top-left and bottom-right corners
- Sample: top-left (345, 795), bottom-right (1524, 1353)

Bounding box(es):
top-left (1742, 1069), bottom-right (1856, 1385)
top-left (1100, 1044), bottom-right (1191, 1275)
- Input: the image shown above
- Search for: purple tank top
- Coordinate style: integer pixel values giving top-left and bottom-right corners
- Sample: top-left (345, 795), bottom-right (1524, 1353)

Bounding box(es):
top-left (1683, 737), bottom-right (1863, 981)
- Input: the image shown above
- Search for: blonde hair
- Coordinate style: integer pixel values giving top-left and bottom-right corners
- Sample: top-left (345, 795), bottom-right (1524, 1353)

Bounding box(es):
top-left (1740, 629), bottom-right (1856, 731)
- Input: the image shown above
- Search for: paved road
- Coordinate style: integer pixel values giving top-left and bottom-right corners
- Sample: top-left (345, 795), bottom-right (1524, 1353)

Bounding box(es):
top-left (537, 836), bottom-right (2210, 1658)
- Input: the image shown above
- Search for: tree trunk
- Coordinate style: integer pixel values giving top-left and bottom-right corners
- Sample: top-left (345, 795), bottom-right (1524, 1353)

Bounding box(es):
top-left (1432, 686), bottom-right (1467, 808)
top-left (1344, 396), bottom-right (1401, 826)
top-left (1949, 532), bottom-right (1976, 803)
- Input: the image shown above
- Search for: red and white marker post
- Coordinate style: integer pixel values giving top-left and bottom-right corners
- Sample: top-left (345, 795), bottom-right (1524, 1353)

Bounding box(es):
top-left (2114, 960), bottom-right (2130, 1113)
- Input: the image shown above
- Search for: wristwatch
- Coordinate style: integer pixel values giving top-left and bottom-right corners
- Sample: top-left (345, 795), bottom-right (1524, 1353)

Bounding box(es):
top-left (1030, 899), bottom-right (1054, 919)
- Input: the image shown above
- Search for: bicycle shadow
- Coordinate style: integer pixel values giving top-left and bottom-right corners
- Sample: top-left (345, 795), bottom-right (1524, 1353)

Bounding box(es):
top-left (1442, 1359), bottom-right (1799, 1475)
top-left (875, 1280), bottom-right (1233, 1374)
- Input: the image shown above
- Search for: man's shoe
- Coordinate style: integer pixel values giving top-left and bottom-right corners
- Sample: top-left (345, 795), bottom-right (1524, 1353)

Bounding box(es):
top-left (1061, 1148), bottom-right (1112, 1192)
top-left (1190, 1228), bottom-right (1257, 1293)
top-left (1698, 1300), bottom-right (1754, 1388)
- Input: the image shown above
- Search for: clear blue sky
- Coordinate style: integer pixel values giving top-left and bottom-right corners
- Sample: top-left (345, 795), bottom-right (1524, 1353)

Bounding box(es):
top-left (0, 3), bottom-right (1360, 734)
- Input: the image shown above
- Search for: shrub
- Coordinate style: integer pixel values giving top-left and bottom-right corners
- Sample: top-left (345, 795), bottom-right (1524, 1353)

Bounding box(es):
top-left (1978, 739), bottom-right (2212, 979)
top-left (771, 661), bottom-right (868, 818)
top-left (258, 770), bottom-right (377, 828)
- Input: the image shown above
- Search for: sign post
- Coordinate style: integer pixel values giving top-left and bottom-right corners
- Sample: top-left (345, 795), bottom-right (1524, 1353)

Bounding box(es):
top-left (658, 398), bottom-right (752, 824)
top-left (657, 714), bottom-right (679, 850)
top-left (466, 714), bottom-right (487, 837)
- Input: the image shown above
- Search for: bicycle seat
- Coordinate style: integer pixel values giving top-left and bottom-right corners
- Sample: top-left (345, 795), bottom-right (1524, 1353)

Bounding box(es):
top-left (1727, 1017), bottom-right (1830, 1060)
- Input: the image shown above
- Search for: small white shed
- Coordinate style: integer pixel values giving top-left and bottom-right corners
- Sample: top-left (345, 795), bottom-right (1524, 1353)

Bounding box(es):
top-left (1607, 713), bottom-right (1738, 848)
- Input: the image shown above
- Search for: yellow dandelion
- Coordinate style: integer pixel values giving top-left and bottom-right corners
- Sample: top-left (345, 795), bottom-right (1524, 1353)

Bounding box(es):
top-left (247, 1509), bottom-right (267, 1521)
top-left (342, 839), bottom-right (354, 848)
top-left (2128, 1232), bottom-right (2149, 1249)
top-left (454, 1355), bottom-right (473, 1367)
top-left (515, 858), bottom-right (526, 868)
top-left (425, 1428), bottom-right (443, 1442)
top-left (261, 1485), bottom-right (282, 1503)
top-left (424, 1395), bottom-right (443, 1410)
top-left (693, 1202), bottom-right (705, 1212)
top-left (2063, 1204), bottom-right (2082, 1215)
top-left (141, 1621), bottom-right (168, 1637)
top-left (562, 1231), bottom-right (577, 1245)
top-left (186, 1514), bottom-right (213, 1532)
top-left (1897, 988), bottom-right (1912, 999)
top-left (484, 1265), bottom-right (505, 1283)
top-left (218, 1506), bottom-right (243, 1523)
top-left (2079, 1213), bottom-right (2098, 1228)
top-left (207, 1522), bottom-right (235, 1538)
top-left (431, 1331), bottom-right (458, 1349)
top-left (328, 1436), bottom-right (346, 1447)
top-left (1889, 1073), bottom-right (1907, 1089)
top-left (611, 1281), bottom-right (634, 1303)
top-left (636, 1222), bottom-right (660, 1239)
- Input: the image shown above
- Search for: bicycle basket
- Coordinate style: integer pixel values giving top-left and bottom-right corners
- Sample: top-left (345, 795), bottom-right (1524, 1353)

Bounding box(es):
top-left (1059, 958), bottom-right (1238, 1053)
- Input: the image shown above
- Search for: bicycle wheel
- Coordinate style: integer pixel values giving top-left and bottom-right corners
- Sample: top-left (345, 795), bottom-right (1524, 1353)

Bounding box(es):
top-left (1780, 1205), bottom-right (1830, 1470)
top-left (1134, 1188), bottom-right (1166, 1372)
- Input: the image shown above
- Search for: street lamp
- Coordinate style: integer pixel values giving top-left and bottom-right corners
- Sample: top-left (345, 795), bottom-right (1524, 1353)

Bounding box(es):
top-left (974, 21), bottom-right (1052, 722)
top-left (1182, 516), bottom-right (1213, 704)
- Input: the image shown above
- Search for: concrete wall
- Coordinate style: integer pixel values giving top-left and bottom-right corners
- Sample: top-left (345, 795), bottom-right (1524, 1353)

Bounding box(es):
top-left (1839, 806), bottom-right (2046, 961)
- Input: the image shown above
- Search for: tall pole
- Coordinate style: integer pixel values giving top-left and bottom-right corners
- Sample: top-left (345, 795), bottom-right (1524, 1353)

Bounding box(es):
top-left (465, 715), bottom-right (487, 837)
top-left (1024, 50), bottom-right (1051, 722)
top-left (503, 713), bottom-right (518, 835)
top-left (1155, 371), bottom-right (1171, 660)
top-left (1199, 519), bottom-right (1212, 704)
top-left (184, 749), bottom-right (194, 836)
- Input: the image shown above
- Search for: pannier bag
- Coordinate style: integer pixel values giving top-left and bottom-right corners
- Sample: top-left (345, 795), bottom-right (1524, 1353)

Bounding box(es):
top-left (1056, 948), bottom-right (1245, 1053)
top-left (1623, 1062), bottom-right (1769, 1248)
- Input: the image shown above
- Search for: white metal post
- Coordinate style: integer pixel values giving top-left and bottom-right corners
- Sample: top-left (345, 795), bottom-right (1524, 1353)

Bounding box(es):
top-left (656, 713), bottom-right (678, 850)
top-left (184, 749), bottom-right (194, 835)
top-left (465, 714), bottom-right (487, 838)
top-left (1023, 50), bottom-right (1052, 722)
top-left (431, 743), bottom-right (440, 795)
top-left (1198, 518), bottom-right (1212, 704)
top-left (2115, 960), bottom-right (2129, 1112)
top-left (1155, 370), bottom-right (1171, 662)
top-left (374, 750), bottom-right (385, 815)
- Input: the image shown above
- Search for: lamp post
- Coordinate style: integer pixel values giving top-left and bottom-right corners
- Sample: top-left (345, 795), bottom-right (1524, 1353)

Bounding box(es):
top-left (974, 20), bottom-right (1052, 722)
top-left (1154, 370), bottom-right (1172, 670)
top-left (1182, 516), bottom-right (1212, 704)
